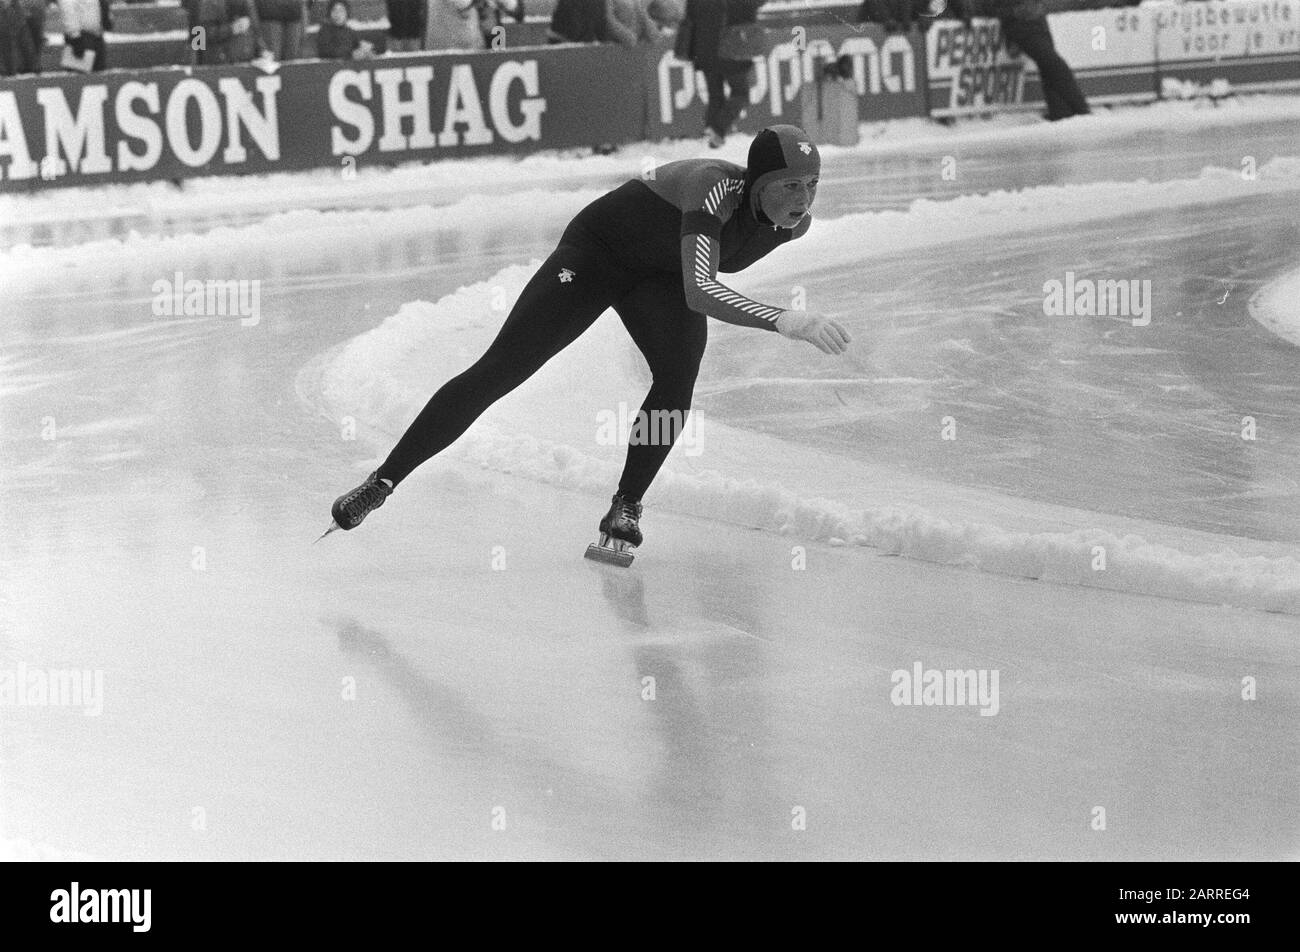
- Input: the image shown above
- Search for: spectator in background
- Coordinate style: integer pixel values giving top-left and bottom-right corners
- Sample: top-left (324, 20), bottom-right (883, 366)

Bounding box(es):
top-left (425, 0), bottom-right (480, 49)
top-left (646, 0), bottom-right (681, 34)
top-left (1, 0), bottom-right (38, 75)
top-left (607, 0), bottom-right (659, 45)
top-left (255, 0), bottom-right (306, 60)
top-left (677, 0), bottom-right (756, 147)
top-left (316, 0), bottom-right (374, 57)
top-left (187, 0), bottom-right (260, 64)
top-left (955, 0), bottom-right (1090, 120)
top-left (17, 0), bottom-right (44, 73)
top-left (475, 0), bottom-right (524, 49)
top-left (547, 0), bottom-right (611, 44)
top-left (858, 0), bottom-right (917, 33)
top-left (58, 0), bottom-right (110, 71)
top-left (385, 0), bottom-right (424, 51)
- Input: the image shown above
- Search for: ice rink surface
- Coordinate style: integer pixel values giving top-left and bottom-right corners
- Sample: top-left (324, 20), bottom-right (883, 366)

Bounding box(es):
top-left (2, 100), bottom-right (1299, 860)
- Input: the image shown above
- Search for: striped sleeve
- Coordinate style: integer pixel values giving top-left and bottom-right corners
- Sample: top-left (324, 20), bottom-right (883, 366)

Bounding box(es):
top-left (678, 175), bottom-right (786, 331)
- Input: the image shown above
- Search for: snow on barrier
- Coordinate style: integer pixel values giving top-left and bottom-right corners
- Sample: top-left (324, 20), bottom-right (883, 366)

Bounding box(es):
top-left (1, 2), bottom-right (1298, 191)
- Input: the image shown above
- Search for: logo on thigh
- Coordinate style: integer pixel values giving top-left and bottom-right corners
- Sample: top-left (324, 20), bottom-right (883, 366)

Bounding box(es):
top-left (558, 268), bottom-right (576, 283)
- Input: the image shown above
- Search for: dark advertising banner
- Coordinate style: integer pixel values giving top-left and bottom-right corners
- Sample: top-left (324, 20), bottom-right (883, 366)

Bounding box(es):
top-left (647, 24), bottom-right (929, 139)
top-left (0, 45), bottom-right (645, 192)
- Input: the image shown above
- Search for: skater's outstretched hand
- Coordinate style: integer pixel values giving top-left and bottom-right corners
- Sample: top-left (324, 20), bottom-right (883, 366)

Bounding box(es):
top-left (775, 311), bottom-right (852, 355)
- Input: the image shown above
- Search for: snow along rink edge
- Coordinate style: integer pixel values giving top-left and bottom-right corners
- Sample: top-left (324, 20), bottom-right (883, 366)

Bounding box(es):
top-left (300, 251), bottom-right (1300, 617)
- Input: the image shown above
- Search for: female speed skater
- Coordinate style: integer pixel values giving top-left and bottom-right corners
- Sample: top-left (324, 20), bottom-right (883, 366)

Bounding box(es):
top-left (322, 124), bottom-right (852, 562)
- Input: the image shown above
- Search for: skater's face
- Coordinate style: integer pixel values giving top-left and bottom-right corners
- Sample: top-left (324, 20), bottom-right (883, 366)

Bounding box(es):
top-left (759, 175), bottom-right (818, 228)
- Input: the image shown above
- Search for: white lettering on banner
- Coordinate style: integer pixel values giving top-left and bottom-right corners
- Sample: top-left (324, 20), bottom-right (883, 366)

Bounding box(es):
top-left (329, 70), bottom-right (375, 154)
top-left (1, 76), bottom-right (283, 180)
top-left (36, 84), bottom-right (111, 176)
top-left (374, 66), bottom-right (437, 152)
top-left (439, 63), bottom-right (493, 147)
top-left (658, 54), bottom-right (709, 123)
top-left (767, 41), bottom-right (802, 115)
top-left (219, 76), bottom-right (281, 163)
top-left (166, 79), bottom-right (222, 167)
top-left (328, 60), bottom-right (545, 156)
top-left (657, 30), bottom-right (918, 125)
top-left (115, 81), bottom-right (163, 171)
top-left (489, 59), bottom-right (545, 143)
top-left (0, 90), bottom-right (40, 180)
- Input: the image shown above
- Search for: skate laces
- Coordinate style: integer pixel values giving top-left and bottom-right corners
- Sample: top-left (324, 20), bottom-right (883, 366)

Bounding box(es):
top-left (615, 495), bottom-right (642, 523)
top-left (345, 475), bottom-right (389, 514)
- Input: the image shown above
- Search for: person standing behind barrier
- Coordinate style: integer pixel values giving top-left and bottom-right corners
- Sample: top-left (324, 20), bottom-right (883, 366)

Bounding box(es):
top-left (385, 0), bottom-right (424, 50)
top-left (857, 0), bottom-right (917, 34)
top-left (423, 0), bottom-right (481, 50)
top-left (677, 0), bottom-right (756, 148)
top-left (1, 0), bottom-right (35, 75)
top-left (317, 0), bottom-right (375, 57)
top-left (186, 0), bottom-right (260, 64)
top-left (474, 0), bottom-right (523, 49)
top-left (607, 0), bottom-right (658, 45)
top-left (547, 0), bottom-right (621, 44)
top-left (57, 0), bottom-right (110, 71)
top-left (255, 0), bottom-right (305, 60)
top-left (957, 0), bottom-right (1089, 121)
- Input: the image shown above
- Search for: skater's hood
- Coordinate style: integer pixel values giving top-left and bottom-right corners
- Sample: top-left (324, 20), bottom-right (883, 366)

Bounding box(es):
top-left (744, 125), bottom-right (821, 224)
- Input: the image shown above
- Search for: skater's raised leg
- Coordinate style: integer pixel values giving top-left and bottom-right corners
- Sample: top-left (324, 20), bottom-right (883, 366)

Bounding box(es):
top-left (323, 243), bottom-right (623, 535)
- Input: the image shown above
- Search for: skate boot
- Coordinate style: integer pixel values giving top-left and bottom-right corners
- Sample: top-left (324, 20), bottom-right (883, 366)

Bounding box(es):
top-left (316, 471), bottom-right (393, 541)
top-left (584, 492), bottom-right (643, 567)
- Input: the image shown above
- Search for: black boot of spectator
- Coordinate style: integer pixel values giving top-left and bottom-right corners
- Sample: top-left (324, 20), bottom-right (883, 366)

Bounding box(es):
top-left (1002, 15), bottom-right (1089, 121)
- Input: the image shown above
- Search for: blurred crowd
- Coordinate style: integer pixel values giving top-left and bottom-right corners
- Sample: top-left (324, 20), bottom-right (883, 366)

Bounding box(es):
top-left (0, 0), bottom-right (1189, 79)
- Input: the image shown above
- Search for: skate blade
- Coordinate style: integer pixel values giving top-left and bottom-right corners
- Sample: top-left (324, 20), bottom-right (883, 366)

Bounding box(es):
top-left (584, 542), bottom-right (634, 567)
top-left (314, 521), bottom-right (343, 543)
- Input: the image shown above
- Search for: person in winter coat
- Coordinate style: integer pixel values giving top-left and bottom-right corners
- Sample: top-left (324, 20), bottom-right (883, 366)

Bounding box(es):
top-left (857, 0), bottom-right (917, 33)
top-left (1, 0), bottom-right (35, 75)
top-left (2, 0), bottom-right (43, 74)
top-left (677, 0), bottom-right (757, 147)
top-left (385, 0), bottom-right (424, 51)
top-left (187, 0), bottom-right (260, 65)
top-left (955, 0), bottom-right (1089, 120)
top-left (424, 0), bottom-right (481, 50)
top-left (606, 0), bottom-right (658, 44)
top-left (473, 0), bottom-right (523, 49)
top-left (255, 0), bottom-right (305, 60)
top-left (58, 0), bottom-right (110, 71)
top-left (547, 0), bottom-right (619, 44)
top-left (317, 0), bottom-right (375, 57)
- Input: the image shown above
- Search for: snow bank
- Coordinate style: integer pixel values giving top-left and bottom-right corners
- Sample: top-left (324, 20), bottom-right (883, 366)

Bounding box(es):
top-left (1248, 265), bottom-right (1300, 350)
top-left (7, 158), bottom-right (1300, 297)
top-left (310, 263), bottom-right (1300, 615)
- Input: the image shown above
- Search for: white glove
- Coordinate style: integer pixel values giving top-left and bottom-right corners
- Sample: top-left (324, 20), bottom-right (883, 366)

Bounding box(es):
top-left (774, 310), bottom-right (852, 355)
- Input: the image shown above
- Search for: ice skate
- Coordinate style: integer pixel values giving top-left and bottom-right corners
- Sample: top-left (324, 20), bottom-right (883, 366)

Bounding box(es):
top-left (316, 471), bottom-right (392, 541)
top-left (584, 492), bottom-right (643, 567)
